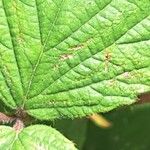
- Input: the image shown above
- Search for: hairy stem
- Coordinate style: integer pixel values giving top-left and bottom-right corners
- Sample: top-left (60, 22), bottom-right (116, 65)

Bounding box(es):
top-left (0, 112), bottom-right (15, 124)
top-left (13, 119), bottom-right (24, 132)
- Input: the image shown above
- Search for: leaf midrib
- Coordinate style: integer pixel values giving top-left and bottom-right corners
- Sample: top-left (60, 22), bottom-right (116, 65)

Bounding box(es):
top-left (25, 0), bottom-right (65, 100)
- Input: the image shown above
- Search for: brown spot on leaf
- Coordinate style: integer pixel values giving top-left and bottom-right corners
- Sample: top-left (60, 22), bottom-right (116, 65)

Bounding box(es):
top-left (70, 44), bottom-right (84, 51)
top-left (104, 51), bottom-right (112, 72)
top-left (60, 54), bottom-right (73, 61)
top-left (53, 64), bottom-right (59, 71)
top-left (105, 51), bottom-right (112, 60)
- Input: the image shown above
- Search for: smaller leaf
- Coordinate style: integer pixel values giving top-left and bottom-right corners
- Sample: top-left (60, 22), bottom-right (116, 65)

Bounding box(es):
top-left (0, 125), bottom-right (77, 150)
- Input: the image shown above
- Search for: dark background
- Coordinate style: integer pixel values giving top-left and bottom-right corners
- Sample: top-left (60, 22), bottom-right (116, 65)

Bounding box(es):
top-left (54, 92), bottom-right (150, 150)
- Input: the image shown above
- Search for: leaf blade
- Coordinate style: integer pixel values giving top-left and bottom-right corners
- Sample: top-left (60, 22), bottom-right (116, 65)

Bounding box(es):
top-left (0, 125), bottom-right (77, 150)
top-left (0, 0), bottom-right (150, 120)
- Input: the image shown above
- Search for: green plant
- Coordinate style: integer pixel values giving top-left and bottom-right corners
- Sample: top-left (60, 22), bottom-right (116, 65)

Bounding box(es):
top-left (0, 0), bottom-right (149, 149)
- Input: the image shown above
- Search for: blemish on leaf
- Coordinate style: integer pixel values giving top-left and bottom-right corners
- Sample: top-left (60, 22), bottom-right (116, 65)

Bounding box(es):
top-left (104, 51), bottom-right (112, 72)
top-left (53, 64), bottom-right (59, 71)
top-left (108, 79), bottom-right (116, 86)
top-left (17, 33), bottom-right (24, 44)
top-left (123, 72), bottom-right (130, 78)
top-left (70, 44), bottom-right (84, 51)
top-left (60, 54), bottom-right (73, 61)
top-left (69, 38), bottom-right (92, 51)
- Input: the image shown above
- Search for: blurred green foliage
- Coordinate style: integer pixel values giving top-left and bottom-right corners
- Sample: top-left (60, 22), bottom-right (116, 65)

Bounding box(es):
top-left (54, 103), bottom-right (150, 150)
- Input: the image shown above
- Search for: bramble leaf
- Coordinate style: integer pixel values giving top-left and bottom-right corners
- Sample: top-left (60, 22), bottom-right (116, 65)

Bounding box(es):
top-left (0, 0), bottom-right (150, 120)
top-left (0, 125), bottom-right (77, 150)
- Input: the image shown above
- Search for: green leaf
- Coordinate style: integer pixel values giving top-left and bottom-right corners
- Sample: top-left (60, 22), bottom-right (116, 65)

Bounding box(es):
top-left (0, 0), bottom-right (150, 120)
top-left (0, 125), bottom-right (77, 150)
top-left (84, 103), bottom-right (150, 150)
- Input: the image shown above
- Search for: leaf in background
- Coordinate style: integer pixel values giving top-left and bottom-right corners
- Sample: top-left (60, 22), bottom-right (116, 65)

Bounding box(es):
top-left (0, 0), bottom-right (150, 120)
top-left (54, 118), bottom-right (88, 149)
top-left (84, 103), bottom-right (150, 150)
top-left (0, 125), bottom-right (77, 150)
